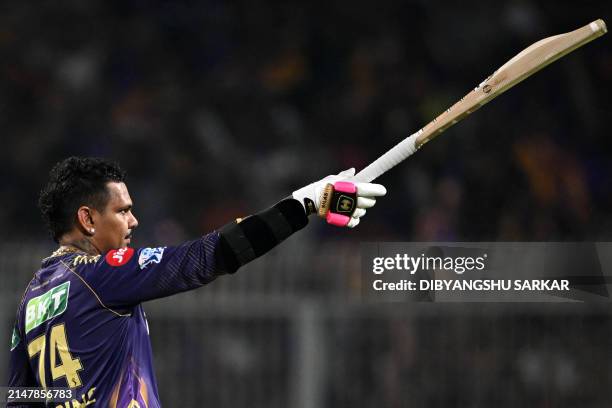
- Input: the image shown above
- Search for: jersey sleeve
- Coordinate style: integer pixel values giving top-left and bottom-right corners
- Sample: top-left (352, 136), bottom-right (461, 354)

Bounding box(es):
top-left (7, 316), bottom-right (40, 407)
top-left (77, 233), bottom-right (223, 308)
top-left (77, 198), bottom-right (308, 308)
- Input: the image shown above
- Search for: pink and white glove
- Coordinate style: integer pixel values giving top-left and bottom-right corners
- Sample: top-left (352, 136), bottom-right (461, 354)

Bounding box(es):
top-left (292, 168), bottom-right (387, 228)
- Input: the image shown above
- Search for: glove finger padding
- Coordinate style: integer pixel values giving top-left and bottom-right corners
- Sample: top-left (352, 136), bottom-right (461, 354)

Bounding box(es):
top-left (353, 208), bottom-right (366, 218)
top-left (357, 197), bottom-right (376, 209)
top-left (347, 217), bottom-right (360, 228)
top-left (354, 182), bottom-right (387, 197)
top-left (319, 180), bottom-right (386, 227)
top-left (337, 167), bottom-right (356, 178)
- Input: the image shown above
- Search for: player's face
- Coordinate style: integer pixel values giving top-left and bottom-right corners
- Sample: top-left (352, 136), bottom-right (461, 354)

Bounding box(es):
top-left (92, 182), bottom-right (138, 254)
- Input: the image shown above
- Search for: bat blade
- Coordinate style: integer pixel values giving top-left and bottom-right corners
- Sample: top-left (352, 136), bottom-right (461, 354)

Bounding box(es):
top-left (354, 19), bottom-right (607, 183)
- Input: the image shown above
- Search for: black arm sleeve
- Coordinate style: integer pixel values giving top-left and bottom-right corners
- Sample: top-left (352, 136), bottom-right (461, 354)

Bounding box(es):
top-left (217, 197), bottom-right (308, 273)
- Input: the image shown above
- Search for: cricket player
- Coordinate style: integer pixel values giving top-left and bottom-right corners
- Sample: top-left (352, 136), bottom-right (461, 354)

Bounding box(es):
top-left (7, 157), bottom-right (385, 407)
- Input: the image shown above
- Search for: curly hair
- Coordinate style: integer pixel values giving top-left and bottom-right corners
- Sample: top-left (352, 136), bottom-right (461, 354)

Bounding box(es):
top-left (39, 157), bottom-right (126, 242)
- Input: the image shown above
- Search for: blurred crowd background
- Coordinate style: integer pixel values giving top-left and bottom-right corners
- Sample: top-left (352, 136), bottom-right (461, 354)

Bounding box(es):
top-left (1, 0), bottom-right (611, 243)
top-left (1, 0), bottom-right (611, 407)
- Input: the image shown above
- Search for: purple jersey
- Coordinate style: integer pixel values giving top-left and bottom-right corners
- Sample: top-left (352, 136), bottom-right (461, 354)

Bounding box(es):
top-left (8, 197), bottom-right (308, 407)
top-left (8, 233), bottom-right (224, 407)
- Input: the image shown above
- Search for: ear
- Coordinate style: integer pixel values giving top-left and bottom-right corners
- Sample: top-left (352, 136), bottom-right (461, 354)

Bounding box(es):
top-left (76, 206), bottom-right (96, 235)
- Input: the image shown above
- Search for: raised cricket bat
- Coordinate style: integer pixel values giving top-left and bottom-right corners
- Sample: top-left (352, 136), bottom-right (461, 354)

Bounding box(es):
top-left (354, 19), bottom-right (607, 183)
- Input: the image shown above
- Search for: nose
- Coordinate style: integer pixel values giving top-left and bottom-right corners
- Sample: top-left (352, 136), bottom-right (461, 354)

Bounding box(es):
top-left (129, 212), bottom-right (139, 229)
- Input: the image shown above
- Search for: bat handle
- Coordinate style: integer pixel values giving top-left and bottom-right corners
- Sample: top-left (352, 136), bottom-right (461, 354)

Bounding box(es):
top-left (353, 132), bottom-right (420, 182)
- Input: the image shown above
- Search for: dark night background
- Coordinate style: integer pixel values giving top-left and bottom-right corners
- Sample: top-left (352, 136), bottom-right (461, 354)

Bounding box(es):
top-left (1, 1), bottom-right (611, 406)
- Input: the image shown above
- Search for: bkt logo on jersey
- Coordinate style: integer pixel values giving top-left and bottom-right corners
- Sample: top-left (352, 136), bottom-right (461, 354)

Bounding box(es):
top-left (138, 247), bottom-right (166, 270)
top-left (25, 281), bottom-right (70, 334)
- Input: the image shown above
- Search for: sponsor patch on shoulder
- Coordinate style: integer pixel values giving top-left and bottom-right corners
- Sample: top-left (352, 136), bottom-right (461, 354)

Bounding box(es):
top-left (138, 247), bottom-right (165, 270)
top-left (105, 247), bottom-right (135, 267)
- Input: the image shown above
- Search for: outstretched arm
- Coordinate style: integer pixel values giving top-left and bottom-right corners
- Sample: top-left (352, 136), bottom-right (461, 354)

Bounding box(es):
top-left (76, 170), bottom-right (386, 307)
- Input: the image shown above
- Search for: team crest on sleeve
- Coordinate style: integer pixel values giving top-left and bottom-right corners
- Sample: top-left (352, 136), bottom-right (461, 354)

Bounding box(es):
top-left (138, 247), bottom-right (165, 270)
top-left (105, 247), bottom-right (135, 267)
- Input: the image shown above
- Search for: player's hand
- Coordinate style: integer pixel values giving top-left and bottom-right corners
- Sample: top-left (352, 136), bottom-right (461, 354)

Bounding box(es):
top-left (292, 168), bottom-right (387, 228)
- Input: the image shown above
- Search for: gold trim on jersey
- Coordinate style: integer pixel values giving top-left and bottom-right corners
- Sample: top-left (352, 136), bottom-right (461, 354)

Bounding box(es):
top-left (72, 254), bottom-right (101, 267)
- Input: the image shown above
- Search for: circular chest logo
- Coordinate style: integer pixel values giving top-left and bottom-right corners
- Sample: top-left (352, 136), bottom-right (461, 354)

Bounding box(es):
top-left (105, 247), bottom-right (135, 267)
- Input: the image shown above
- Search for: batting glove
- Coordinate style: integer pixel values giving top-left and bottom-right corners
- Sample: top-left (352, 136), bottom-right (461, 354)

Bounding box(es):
top-left (292, 168), bottom-right (387, 228)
